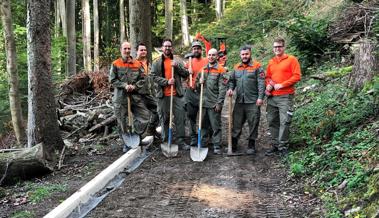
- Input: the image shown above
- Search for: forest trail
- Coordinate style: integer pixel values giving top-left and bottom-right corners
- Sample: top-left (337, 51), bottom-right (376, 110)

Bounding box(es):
top-left (88, 105), bottom-right (320, 217)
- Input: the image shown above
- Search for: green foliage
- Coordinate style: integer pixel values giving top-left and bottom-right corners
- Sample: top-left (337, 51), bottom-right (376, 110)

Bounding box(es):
top-left (288, 70), bottom-right (379, 216)
top-left (283, 14), bottom-right (342, 72)
top-left (290, 162), bottom-right (305, 176)
top-left (11, 210), bottom-right (35, 218)
top-left (26, 182), bottom-right (67, 204)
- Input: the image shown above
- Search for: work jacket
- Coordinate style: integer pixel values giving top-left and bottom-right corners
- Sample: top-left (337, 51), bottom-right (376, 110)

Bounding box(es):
top-left (266, 54), bottom-right (301, 96)
top-left (151, 55), bottom-right (189, 98)
top-left (109, 57), bottom-right (145, 104)
top-left (196, 62), bottom-right (227, 108)
top-left (228, 61), bottom-right (265, 103)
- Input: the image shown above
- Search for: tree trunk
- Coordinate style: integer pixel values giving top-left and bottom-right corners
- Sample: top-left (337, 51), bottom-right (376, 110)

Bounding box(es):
top-left (66, 0), bottom-right (76, 76)
top-left (93, 0), bottom-right (99, 72)
top-left (349, 39), bottom-right (378, 92)
top-left (164, 0), bottom-right (173, 39)
top-left (120, 0), bottom-right (125, 43)
top-left (82, 0), bottom-right (92, 72)
top-left (58, 0), bottom-right (67, 37)
top-left (215, 0), bottom-right (223, 20)
top-left (180, 0), bottom-right (190, 47)
top-left (129, 0), bottom-right (152, 61)
top-left (0, 0), bottom-right (26, 146)
top-left (0, 144), bottom-right (51, 185)
top-left (54, 1), bottom-right (62, 75)
top-left (27, 0), bottom-right (64, 160)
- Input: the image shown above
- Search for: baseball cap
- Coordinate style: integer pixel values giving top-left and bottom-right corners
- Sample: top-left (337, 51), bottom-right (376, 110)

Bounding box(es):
top-left (191, 41), bottom-right (202, 48)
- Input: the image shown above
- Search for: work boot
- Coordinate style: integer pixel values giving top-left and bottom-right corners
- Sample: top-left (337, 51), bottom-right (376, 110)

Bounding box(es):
top-left (265, 146), bottom-right (278, 156)
top-left (213, 144), bottom-right (221, 155)
top-left (232, 137), bottom-right (238, 152)
top-left (179, 142), bottom-right (190, 151)
top-left (246, 140), bottom-right (256, 155)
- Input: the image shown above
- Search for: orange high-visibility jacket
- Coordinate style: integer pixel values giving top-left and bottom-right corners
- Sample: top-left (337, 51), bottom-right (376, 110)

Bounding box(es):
top-left (266, 54), bottom-right (301, 96)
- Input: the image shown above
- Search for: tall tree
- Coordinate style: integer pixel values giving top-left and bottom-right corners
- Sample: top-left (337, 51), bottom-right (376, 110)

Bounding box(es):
top-left (120, 0), bottom-right (126, 42)
top-left (82, 0), bottom-right (92, 72)
top-left (164, 0), bottom-right (173, 39)
top-left (129, 0), bottom-right (152, 60)
top-left (0, 0), bottom-right (26, 145)
top-left (66, 0), bottom-right (76, 76)
top-left (27, 0), bottom-right (64, 159)
top-left (215, 0), bottom-right (223, 20)
top-left (180, 0), bottom-right (190, 47)
top-left (58, 0), bottom-right (67, 37)
top-left (93, 0), bottom-right (99, 71)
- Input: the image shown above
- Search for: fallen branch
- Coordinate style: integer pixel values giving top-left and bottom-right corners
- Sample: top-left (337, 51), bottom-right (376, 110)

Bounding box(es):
top-left (89, 115), bottom-right (116, 132)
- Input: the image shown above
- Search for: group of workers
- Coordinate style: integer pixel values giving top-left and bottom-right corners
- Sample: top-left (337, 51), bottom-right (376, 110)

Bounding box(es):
top-left (109, 37), bottom-right (301, 156)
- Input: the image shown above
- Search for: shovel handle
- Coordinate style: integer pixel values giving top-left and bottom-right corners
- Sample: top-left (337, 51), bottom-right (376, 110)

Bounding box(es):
top-left (197, 69), bottom-right (204, 148)
top-left (228, 95), bottom-right (233, 153)
top-left (169, 65), bottom-right (174, 129)
top-left (127, 95), bottom-right (133, 127)
top-left (189, 57), bottom-right (193, 88)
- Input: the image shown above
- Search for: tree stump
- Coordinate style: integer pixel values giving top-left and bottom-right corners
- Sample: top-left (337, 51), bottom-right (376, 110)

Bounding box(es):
top-left (349, 39), bottom-right (378, 92)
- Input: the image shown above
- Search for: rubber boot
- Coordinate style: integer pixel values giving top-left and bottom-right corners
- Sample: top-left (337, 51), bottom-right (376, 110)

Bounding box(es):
top-left (246, 140), bottom-right (256, 155)
top-left (232, 138), bottom-right (238, 152)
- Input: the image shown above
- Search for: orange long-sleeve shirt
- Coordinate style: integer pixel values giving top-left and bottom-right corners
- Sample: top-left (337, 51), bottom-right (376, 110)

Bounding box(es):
top-left (163, 57), bottom-right (177, 96)
top-left (185, 57), bottom-right (208, 88)
top-left (266, 54), bottom-right (301, 96)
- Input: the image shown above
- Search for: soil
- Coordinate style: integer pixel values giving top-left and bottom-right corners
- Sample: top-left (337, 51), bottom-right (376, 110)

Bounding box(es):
top-left (0, 105), bottom-right (324, 218)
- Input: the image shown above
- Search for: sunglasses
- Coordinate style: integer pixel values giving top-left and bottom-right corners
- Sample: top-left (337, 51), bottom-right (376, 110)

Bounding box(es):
top-left (273, 46), bottom-right (284, 49)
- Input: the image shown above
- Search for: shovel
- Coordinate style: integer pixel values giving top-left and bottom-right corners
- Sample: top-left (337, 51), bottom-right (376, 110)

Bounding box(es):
top-left (226, 95), bottom-right (243, 156)
top-left (190, 69), bottom-right (208, 161)
top-left (161, 65), bottom-right (179, 157)
top-left (122, 95), bottom-right (140, 149)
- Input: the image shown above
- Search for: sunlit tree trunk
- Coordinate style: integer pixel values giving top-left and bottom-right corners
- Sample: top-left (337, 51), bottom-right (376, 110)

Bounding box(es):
top-left (0, 0), bottom-right (26, 146)
top-left (27, 0), bottom-right (64, 159)
top-left (93, 0), bottom-right (99, 72)
top-left (164, 0), bottom-right (173, 39)
top-left (215, 0), bottom-right (223, 20)
top-left (54, 1), bottom-right (62, 75)
top-left (180, 0), bottom-right (190, 47)
top-left (120, 0), bottom-right (125, 43)
top-left (58, 0), bottom-right (67, 37)
top-left (82, 0), bottom-right (92, 72)
top-left (129, 0), bottom-right (152, 60)
top-left (66, 0), bottom-right (76, 76)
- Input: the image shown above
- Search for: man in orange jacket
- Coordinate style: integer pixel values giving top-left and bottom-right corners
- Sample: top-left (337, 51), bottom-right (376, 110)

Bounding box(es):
top-left (109, 41), bottom-right (151, 151)
top-left (265, 37), bottom-right (301, 155)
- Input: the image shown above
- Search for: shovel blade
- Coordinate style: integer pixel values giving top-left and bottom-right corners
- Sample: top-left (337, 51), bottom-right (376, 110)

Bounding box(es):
top-left (122, 132), bottom-right (140, 149)
top-left (161, 143), bottom-right (178, 157)
top-left (190, 146), bottom-right (208, 162)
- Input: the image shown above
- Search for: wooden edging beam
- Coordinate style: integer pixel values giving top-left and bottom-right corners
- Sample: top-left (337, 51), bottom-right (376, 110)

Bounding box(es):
top-left (44, 147), bottom-right (141, 218)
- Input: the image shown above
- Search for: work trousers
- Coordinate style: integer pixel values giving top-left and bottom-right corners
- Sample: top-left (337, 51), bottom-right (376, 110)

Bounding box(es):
top-left (157, 96), bottom-right (186, 144)
top-left (232, 103), bottom-right (261, 141)
top-left (185, 88), bottom-right (199, 145)
top-left (200, 107), bottom-right (222, 147)
top-left (266, 94), bottom-right (294, 149)
top-left (114, 95), bottom-right (151, 135)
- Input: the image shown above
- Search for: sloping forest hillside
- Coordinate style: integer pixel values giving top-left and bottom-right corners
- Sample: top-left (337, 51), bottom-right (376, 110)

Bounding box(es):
top-left (0, 0), bottom-right (378, 217)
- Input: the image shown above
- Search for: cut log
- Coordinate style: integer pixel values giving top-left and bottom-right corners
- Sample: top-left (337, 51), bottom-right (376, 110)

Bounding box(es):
top-left (0, 143), bottom-right (51, 185)
top-left (88, 115), bottom-right (116, 132)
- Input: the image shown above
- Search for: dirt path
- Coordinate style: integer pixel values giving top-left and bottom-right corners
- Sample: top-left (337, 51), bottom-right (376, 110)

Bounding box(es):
top-left (88, 105), bottom-right (321, 217)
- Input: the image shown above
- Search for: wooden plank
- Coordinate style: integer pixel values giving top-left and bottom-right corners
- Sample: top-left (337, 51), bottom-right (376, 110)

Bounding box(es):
top-left (44, 147), bottom-right (141, 218)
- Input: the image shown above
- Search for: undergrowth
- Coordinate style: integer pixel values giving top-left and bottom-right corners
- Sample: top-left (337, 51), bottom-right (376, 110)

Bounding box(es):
top-left (288, 74), bottom-right (379, 217)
